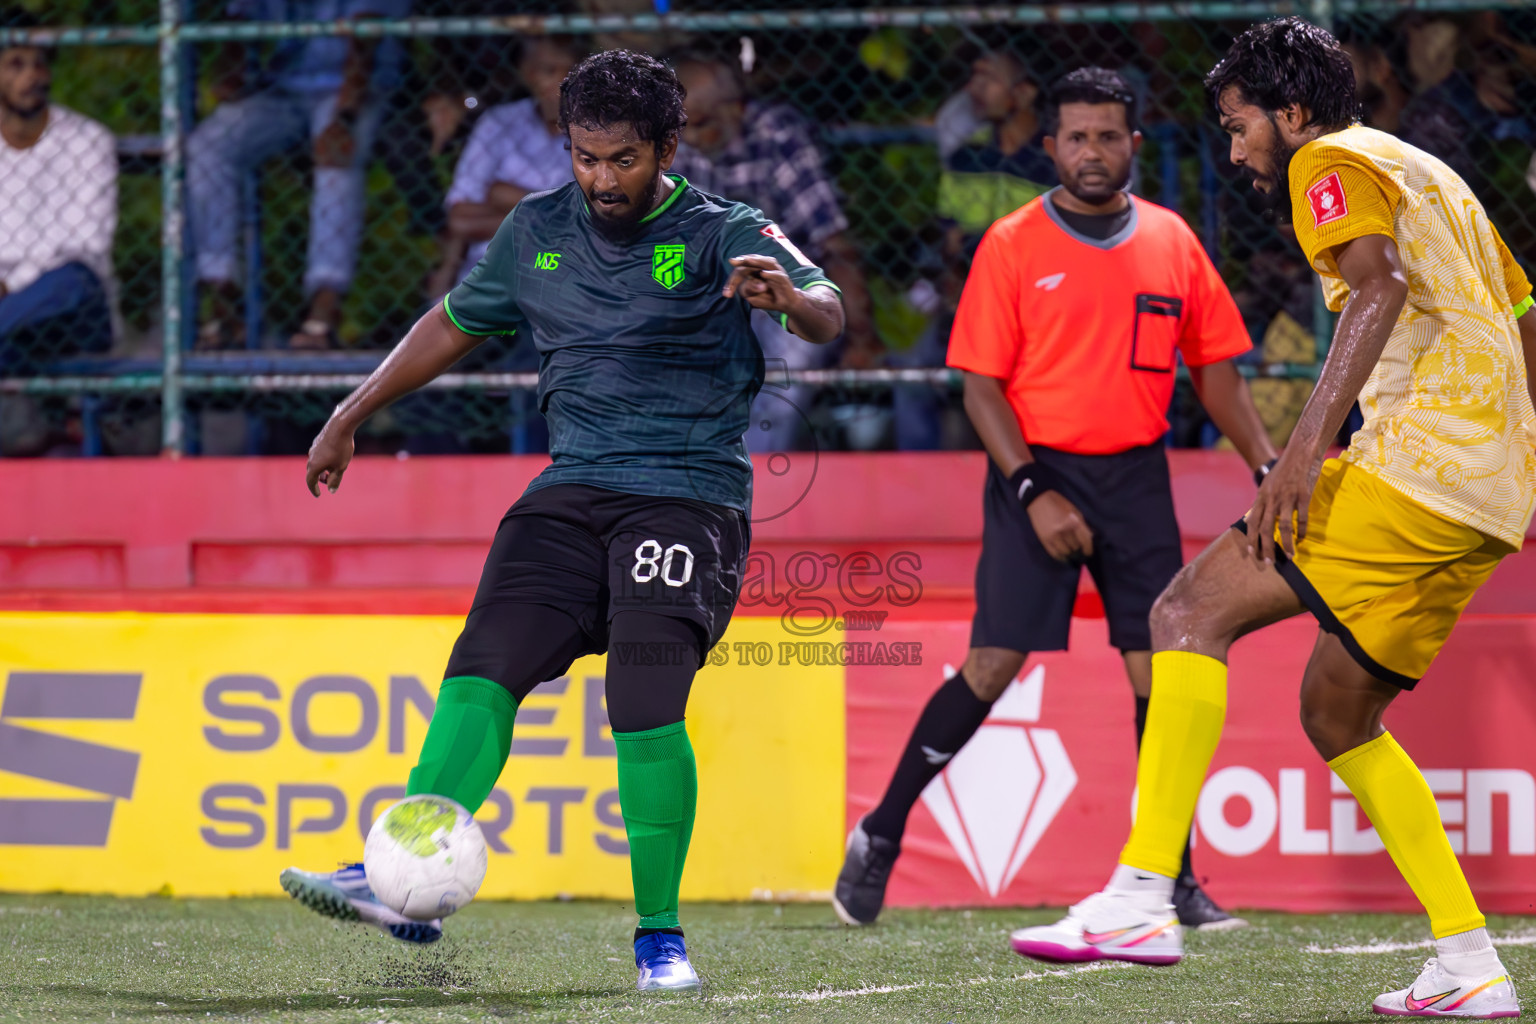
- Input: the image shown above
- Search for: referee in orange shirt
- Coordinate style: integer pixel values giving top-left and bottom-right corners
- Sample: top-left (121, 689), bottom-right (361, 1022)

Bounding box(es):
top-left (835, 68), bottom-right (1278, 928)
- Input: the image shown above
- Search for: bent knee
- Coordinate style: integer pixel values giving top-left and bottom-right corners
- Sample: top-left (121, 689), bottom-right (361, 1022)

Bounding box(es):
top-left (963, 648), bottom-right (1026, 701)
top-left (1298, 699), bottom-right (1376, 762)
top-left (1148, 573), bottom-right (1199, 649)
top-left (1148, 566), bottom-right (1242, 653)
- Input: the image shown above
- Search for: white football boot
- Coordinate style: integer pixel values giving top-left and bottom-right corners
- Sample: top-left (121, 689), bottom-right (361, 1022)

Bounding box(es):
top-left (1373, 956), bottom-right (1520, 1018)
top-left (1009, 889), bottom-right (1182, 966)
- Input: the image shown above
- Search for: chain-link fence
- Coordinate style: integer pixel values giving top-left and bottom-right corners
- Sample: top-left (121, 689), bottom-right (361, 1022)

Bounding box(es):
top-left (1, 2), bottom-right (1533, 457)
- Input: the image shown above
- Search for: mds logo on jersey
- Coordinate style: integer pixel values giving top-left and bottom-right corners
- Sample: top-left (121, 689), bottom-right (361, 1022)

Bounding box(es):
top-left (0, 671), bottom-right (142, 846)
top-left (920, 665), bottom-right (1077, 898)
top-left (652, 244), bottom-right (686, 289)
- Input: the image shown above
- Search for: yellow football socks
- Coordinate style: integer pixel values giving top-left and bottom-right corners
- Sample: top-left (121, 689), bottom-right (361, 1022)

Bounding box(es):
top-left (1120, 651), bottom-right (1228, 879)
top-left (1329, 732), bottom-right (1485, 938)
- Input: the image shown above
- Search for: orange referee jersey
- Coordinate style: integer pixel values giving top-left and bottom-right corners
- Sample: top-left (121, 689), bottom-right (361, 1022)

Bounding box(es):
top-left (948, 191), bottom-right (1252, 455)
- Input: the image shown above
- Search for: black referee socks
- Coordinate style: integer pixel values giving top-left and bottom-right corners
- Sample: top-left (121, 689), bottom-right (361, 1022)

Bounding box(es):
top-left (864, 670), bottom-right (994, 845)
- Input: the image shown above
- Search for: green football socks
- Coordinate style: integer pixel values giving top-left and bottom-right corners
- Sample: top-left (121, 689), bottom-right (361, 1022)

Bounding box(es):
top-left (405, 675), bottom-right (516, 815)
top-left (614, 721), bottom-right (697, 930)
top-left (406, 678), bottom-right (697, 931)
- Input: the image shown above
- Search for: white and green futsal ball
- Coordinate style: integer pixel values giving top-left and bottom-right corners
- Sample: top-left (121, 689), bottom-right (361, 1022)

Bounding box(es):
top-left (364, 794), bottom-right (488, 921)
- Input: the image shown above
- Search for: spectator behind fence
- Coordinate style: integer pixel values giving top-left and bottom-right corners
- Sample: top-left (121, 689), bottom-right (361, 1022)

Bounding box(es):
top-left (187, 0), bottom-right (411, 351)
top-left (428, 35), bottom-right (586, 298)
top-left (892, 51), bottom-right (1058, 451)
top-left (670, 52), bottom-right (885, 451)
top-left (1399, 15), bottom-right (1489, 196)
top-left (1342, 35), bottom-right (1411, 134)
top-left (0, 17), bottom-right (115, 378)
top-left (938, 51), bottom-right (1057, 243)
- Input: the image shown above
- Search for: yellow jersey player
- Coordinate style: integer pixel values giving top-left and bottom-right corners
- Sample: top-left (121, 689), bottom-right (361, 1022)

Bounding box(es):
top-left (1009, 18), bottom-right (1536, 1019)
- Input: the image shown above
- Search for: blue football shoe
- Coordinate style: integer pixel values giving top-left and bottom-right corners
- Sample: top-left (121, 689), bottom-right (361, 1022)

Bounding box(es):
top-left (279, 862), bottom-right (442, 944)
top-left (634, 932), bottom-right (700, 992)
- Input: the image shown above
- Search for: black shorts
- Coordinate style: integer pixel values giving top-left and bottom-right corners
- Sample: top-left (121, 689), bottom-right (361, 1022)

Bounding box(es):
top-left (971, 443), bottom-right (1183, 654)
top-left (456, 483), bottom-right (750, 669)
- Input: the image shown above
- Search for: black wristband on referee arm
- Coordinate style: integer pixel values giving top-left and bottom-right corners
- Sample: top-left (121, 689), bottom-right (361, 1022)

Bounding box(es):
top-left (1008, 461), bottom-right (1064, 509)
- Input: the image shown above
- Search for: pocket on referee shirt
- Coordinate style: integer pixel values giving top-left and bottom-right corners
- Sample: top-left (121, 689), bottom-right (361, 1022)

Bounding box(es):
top-left (1130, 293), bottom-right (1183, 373)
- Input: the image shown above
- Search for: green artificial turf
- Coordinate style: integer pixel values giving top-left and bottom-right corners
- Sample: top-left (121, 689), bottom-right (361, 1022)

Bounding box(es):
top-left (1, 895), bottom-right (1531, 1023)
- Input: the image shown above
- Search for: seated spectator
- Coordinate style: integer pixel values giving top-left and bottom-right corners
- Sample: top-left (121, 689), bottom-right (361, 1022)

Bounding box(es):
top-left (670, 51), bottom-right (884, 450)
top-left (0, 17), bottom-right (115, 377)
top-left (937, 51), bottom-right (1057, 241)
top-left (187, 0), bottom-right (411, 350)
top-left (427, 35), bottom-right (586, 298)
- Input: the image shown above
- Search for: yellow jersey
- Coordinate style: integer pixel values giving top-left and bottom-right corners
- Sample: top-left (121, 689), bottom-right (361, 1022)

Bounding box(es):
top-left (1288, 125), bottom-right (1536, 548)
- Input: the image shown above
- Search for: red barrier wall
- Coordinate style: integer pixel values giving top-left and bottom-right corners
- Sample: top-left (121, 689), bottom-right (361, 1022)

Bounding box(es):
top-left (4, 452), bottom-right (1535, 912)
top-left (3, 451), bottom-right (1534, 612)
top-left (848, 616), bottom-right (1536, 914)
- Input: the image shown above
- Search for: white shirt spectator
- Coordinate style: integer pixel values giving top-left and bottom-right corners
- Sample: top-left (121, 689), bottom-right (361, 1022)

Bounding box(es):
top-left (0, 104), bottom-right (117, 295)
top-left (446, 98), bottom-right (572, 276)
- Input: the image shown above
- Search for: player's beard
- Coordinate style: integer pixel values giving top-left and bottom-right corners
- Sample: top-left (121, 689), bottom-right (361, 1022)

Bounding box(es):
top-left (1246, 117), bottom-right (1300, 224)
top-left (1060, 159), bottom-right (1131, 207)
top-left (586, 173), bottom-right (663, 243)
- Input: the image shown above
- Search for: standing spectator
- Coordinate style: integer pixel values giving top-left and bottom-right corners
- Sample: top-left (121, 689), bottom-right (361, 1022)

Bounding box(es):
top-left (670, 52), bottom-right (884, 450)
top-left (427, 35), bottom-right (586, 298)
top-left (187, 0), bottom-right (411, 350)
top-left (938, 51), bottom-right (1057, 240)
top-left (0, 15), bottom-right (115, 377)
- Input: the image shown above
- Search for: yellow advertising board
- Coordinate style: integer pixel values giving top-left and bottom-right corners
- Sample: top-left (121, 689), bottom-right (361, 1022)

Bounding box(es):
top-left (0, 613), bottom-right (845, 900)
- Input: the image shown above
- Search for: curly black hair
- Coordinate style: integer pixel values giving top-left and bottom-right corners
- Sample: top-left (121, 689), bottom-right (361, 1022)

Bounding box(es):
top-left (559, 49), bottom-right (687, 155)
top-left (1204, 17), bottom-right (1359, 130)
top-left (1043, 66), bottom-right (1138, 135)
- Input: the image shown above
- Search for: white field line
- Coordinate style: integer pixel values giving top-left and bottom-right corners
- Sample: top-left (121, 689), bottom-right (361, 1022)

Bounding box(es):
top-left (710, 959), bottom-right (1131, 1004)
top-left (1306, 934), bottom-right (1536, 955)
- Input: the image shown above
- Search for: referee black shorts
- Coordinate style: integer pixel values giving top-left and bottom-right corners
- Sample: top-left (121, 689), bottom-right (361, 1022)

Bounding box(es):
top-left (971, 443), bottom-right (1183, 655)
top-left (450, 483), bottom-right (750, 672)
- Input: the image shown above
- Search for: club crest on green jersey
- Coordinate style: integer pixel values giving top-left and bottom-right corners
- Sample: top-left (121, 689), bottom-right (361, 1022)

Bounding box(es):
top-left (652, 244), bottom-right (686, 289)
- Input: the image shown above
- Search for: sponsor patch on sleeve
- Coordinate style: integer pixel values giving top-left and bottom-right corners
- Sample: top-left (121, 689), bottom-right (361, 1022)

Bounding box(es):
top-left (759, 222), bottom-right (815, 268)
top-left (1306, 172), bottom-right (1349, 228)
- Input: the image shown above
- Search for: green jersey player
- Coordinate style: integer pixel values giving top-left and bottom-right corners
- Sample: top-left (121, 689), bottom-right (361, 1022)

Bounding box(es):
top-left (278, 49), bottom-right (845, 992)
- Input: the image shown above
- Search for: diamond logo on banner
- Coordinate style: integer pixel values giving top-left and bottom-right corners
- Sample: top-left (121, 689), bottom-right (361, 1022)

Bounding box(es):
top-left (920, 664), bottom-right (1078, 898)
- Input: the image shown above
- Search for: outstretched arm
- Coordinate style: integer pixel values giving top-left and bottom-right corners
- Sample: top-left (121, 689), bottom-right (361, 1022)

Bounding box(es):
top-left (722, 255), bottom-right (845, 345)
top-left (306, 304), bottom-right (486, 495)
top-left (1188, 358), bottom-right (1279, 473)
top-left (1247, 234), bottom-right (1408, 564)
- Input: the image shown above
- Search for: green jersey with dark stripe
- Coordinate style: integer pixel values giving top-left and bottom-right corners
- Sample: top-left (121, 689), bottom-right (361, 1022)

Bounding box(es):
top-left (445, 175), bottom-right (837, 513)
